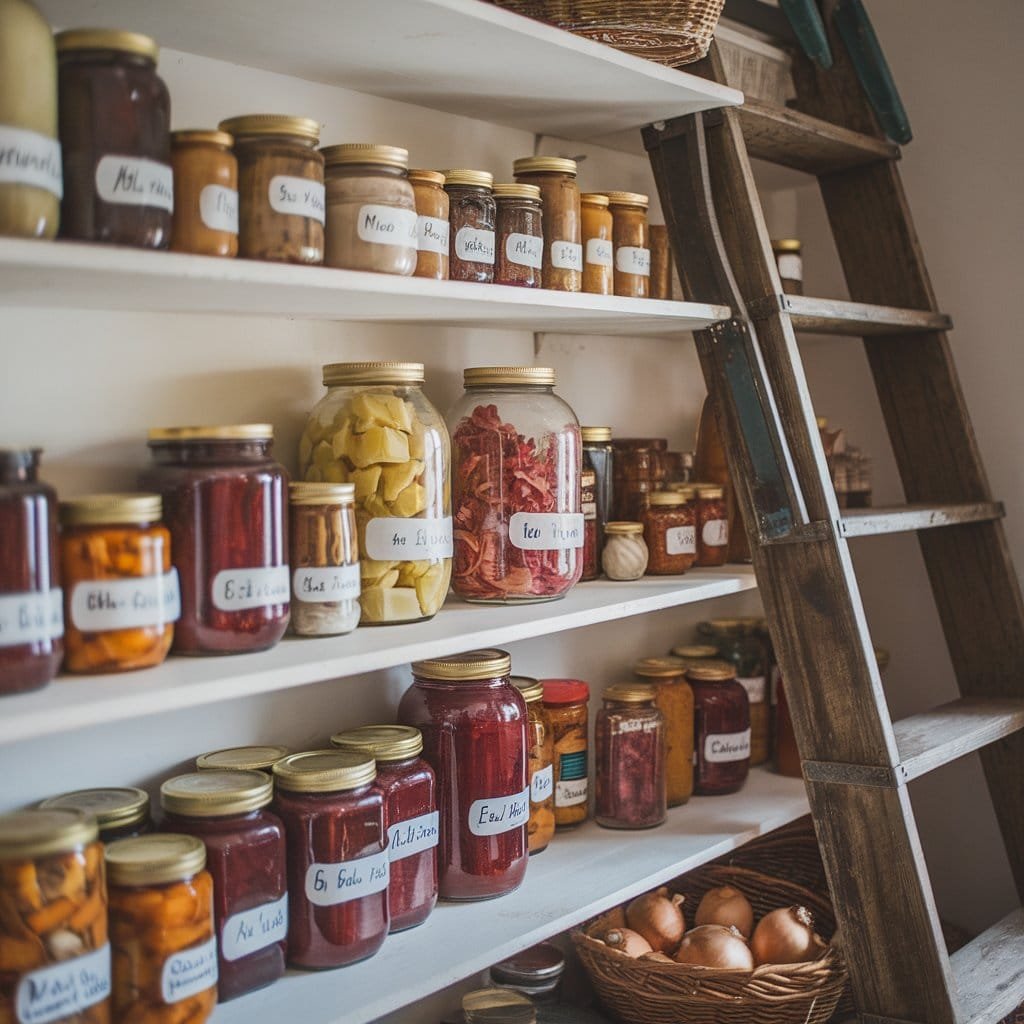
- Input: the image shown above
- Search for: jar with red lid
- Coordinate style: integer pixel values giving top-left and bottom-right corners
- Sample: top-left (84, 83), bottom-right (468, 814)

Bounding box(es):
top-left (272, 750), bottom-right (389, 968)
top-left (40, 786), bottom-right (151, 842)
top-left (687, 664), bottom-right (751, 795)
top-left (541, 679), bottom-right (589, 828)
top-left (398, 650), bottom-right (528, 901)
top-left (331, 725), bottom-right (438, 931)
top-left (160, 770), bottom-right (287, 1001)
top-left (511, 677), bottom-right (555, 854)
top-left (196, 745), bottom-right (291, 773)
top-left (641, 488), bottom-right (696, 575)
top-left (694, 483), bottom-right (729, 566)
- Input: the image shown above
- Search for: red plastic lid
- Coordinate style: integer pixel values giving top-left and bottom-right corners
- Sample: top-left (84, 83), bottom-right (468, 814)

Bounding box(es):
top-left (541, 678), bottom-right (590, 705)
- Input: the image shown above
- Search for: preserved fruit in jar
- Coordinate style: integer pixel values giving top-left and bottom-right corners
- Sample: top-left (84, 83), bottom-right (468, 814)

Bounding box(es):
top-left (511, 677), bottom-right (555, 854)
top-left (580, 194), bottom-right (613, 295)
top-left (642, 489), bottom-right (697, 575)
top-left (687, 664), bottom-right (751, 796)
top-left (541, 679), bottom-right (589, 828)
top-left (39, 786), bottom-right (151, 842)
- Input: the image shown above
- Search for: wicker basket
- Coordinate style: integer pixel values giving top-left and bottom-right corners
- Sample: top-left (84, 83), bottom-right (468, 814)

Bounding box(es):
top-left (489, 1), bottom-right (725, 66)
top-left (719, 816), bottom-right (829, 894)
top-left (573, 864), bottom-right (847, 1024)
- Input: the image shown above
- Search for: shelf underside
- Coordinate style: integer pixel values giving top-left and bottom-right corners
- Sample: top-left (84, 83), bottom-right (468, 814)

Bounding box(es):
top-left (840, 502), bottom-right (1004, 538)
top-left (748, 294), bottom-right (952, 336)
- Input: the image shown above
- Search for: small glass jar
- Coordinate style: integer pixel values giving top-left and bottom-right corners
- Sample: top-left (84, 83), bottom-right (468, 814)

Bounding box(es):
top-left (39, 786), bottom-right (151, 842)
top-left (300, 362), bottom-right (451, 624)
top-left (170, 129), bottom-right (239, 257)
top-left (607, 191), bottom-right (651, 298)
top-left (513, 156), bottom-right (582, 292)
top-left (408, 169), bottom-right (449, 280)
top-left (160, 770), bottom-right (287, 1001)
top-left (196, 745), bottom-right (291, 773)
top-left (595, 684), bottom-right (666, 829)
top-left (59, 493), bottom-right (177, 674)
top-left (669, 643), bottom-right (723, 670)
top-left (449, 366), bottom-right (582, 602)
top-left (0, 809), bottom-right (110, 1022)
top-left (56, 30), bottom-right (172, 248)
top-left (331, 724), bottom-right (437, 932)
top-left (601, 521), bottom-right (648, 581)
top-left (493, 183), bottom-right (543, 288)
top-left (694, 483), bottom-right (729, 567)
top-left (634, 657), bottom-right (694, 807)
top-left (272, 750), bottom-right (389, 968)
top-left (220, 114), bottom-right (324, 264)
top-left (541, 679), bottom-right (590, 828)
top-left (649, 224), bottom-right (673, 300)
top-left (580, 466), bottom-right (598, 582)
top-left (772, 238), bottom-right (803, 295)
top-left (445, 169), bottom-right (496, 283)
top-left (398, 650), bottom-right (528, 901)
top-left (687, 664), bottom-right (751, 795)
top-left (106, 833), bottom-right (217, 1022)
top-left (511, 676), bottom-right (555, 854)
top-left (289, 481), bottom-right (360, 637)
top-left (642, 488), bottom-right (697, 576)
top-left (490, 942), bottom-right (565, 1003)
top-left (580, 193), bottom-right (613, 295)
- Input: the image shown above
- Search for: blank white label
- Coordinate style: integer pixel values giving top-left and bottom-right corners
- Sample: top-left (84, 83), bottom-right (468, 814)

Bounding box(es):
top-left (777, 253), bottom-right (803, 281)
top-left (505, 232), bottom-right (543, 269)
top-left (199, 184), bottom-right (238, 233)
top-left (530, 764), bottom-right (553, 803)
top-left (70, 570), bottom-right (180, 632)
top-left (417, 215), bottom-right (449, 254)
top-left (509, 512), bottom-right (584, 551)
top-left (454, 226), bottom-right (495, 264)
top-left (292, 563), bottom-right (360, 603)
top-left (615, 246), bottom-right (651, 275)
top-left (665, 525), bottom-right (696, 556)
top-left (468, 788), bottom-right (529, 836)
top-left (388, 811), bottom-right (440, 862)
top-left (585, 237), bottom-right (613, 267)
top-left (702, 519), bottom-right (728, 547)
top-left (550, 240), bottom-right (582, 271)
top-left (211, 566), bottom-right (290, 612)
top-left (16, 943), bottom-right (110, 1024)
top-left (0, 124), bottom-right (62, 198)
top-left (220, 894), bottom-right (288, 962)
top-left (556, 778), bottom-right (588, 807)
top-left (0, 589), bottom-right (63, 648)
top-left (704, 729), bottom-right (751, 763)
top-left (357, 204), bottom-right (418, 246)
top-left (364, 517), bottom-right (453, 560)
top-left (268, 175), bottom-right (325, 223)
top-left (160, 937), bottom-right (217, 1004)
top-left (95, 155), bottom-right (173, 211)
top-left (737, 676), bottom-right (767, 703)
top-left (304, 850), bottom-right (389, 907)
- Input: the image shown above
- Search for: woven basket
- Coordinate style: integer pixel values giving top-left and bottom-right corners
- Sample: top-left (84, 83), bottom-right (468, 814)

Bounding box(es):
top-left (720, 816), bottom-right (829, 894)
top-left (489, 1), bottom-right (725, 66)
top-left (573, 864), bottom-right (847, 1024)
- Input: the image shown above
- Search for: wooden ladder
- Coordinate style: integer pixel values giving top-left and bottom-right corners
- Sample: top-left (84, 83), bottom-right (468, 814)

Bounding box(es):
top-left (643, 5), bottom-right (1024, 1023)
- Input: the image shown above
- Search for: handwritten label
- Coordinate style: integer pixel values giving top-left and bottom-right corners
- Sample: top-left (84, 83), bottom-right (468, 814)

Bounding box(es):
top-left (777, 253), bottom-right (802, 281)
top-left (665, 525), bottom-right (696, 557)
top-left (615, 246), bottom-right (651, 276)
top-left (220, 894), bottom-right (288, 962)
top-left (704, 729), bottom-right (751, 763)
top-left (613, 718), bottom-right (659, 735)
top-left (585, 237), bottom-right (613, 267)
top-left (161, 937), bottom-right (217, 1004)
top-left (15, 944), bottom-right (110, 1024)
top-left (530, 764), bottom-right (553, 804)
top-left (454, 226), bottom-right (495, 264)
top-left (95, 155), bottom-right (173, 211)
top-left (509, 512), bottom-right (584, 551)
top-left (292, 563), bottom-right (360, 604)
top-left (737, 676), bottom-right (767, 703)
top-left (702, 519), bottom-right (728, 547)
top-left (199, 184), bottom-right (238, 233)
top-left (468, 788), bottom-right (530, 836)
top-left (268, 175), bottom-right (325, 223)
top-left (364, 517), bottom-right (453, 561)
top-left (304, 849), bottom-right (389, 906)
top-left (555, 778), bottom-right (588, 807)
top-left (357, 204), bottom-right (418, 246)
top-left (0, 125), bottom-right (62, 198)
top-left (417, 215), bottom-right (449, 255)
top-left (0, 589), bottom-right (63, 648)
top-left (388, 811), bottom-right (439, 862)
top-left (211, 566), bottom-right (290, 612)
top-left (505, 232), bottom-right (543, 269)
top-left (69, 571), bottom-right (179, 632)
top-left (551, 240), bottom-right (582, 271)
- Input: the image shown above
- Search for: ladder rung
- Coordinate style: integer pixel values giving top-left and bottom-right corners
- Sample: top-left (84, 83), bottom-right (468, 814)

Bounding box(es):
top-left (839, 503), bottom-right (1005, 538)
top-left (783, 294), bottom-right (952, 336)
top-left (950, 908), bottom-right (1024, 1024)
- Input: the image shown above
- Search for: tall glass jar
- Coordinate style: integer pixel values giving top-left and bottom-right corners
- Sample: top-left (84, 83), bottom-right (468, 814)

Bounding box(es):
top-left (300, 362), bottom-right (451, 624)
top-left (449, 367), bottom-right (582, 602)
top-left (634, 657), bottom-right (694, 807)
top-left (493, 183), bottom-right (543, 288)
top-left (687, 664), bottom-right (751, 795)
top-left (170, 129), bottom-right (239, 257)
top-left (511, 676), bottom-right (555, 854)
top-left (398, 650), bottom-right (528, 901)
top-left (40, 786), bottom-right (151, 842)
top-left (445, 169), bottom-right (495, 282)
top-left (693, 483), bottom-right (729, 566)
top-left (142, 424), bottom-right (289, 655)
top-left (408, 169), bottom-right (449, 280)
top-left (56, 30), bottom-right (172, 248)
top-left (196, 745), bottom-right (291, 773)
top-left (513, 156), bottom-right (582, 291)
top-left (642, 489), bottom-right (697, 575)
top-left (580, 466), bottom-right (598, 582)
top-left (581, 427), bottom-right (613, 568)
top-left (695, 391), bottom-right (750, 563)
top-left (541, 679), bottom-right (589, 828)
top-left (580, 193), bottom-right (613, 295)
top-left (607, 191), bottom-right (651, 298)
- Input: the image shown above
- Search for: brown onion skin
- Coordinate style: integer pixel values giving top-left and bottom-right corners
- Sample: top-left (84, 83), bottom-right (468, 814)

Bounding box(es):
top-left (694, 885), bottom-right (755, 939)
top-left (603, 927), bottom-right (654, 958)
top-left (626, 887), bottom-right (686, 953)
top-left (751, 906), bottom-right (827, 966)
top-left (674, 925), bottom-right (754, 970)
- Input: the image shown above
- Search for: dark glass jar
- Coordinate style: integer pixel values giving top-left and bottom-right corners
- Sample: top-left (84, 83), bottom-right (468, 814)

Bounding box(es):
top-left (445, 169), bottom-right (496, 283)
top-left (142, 424), bottom-right (289, 655)
top-left (40, 786), bottom-right (151, 842)
top-left (581, 427), bottom-right (613, 576)
top-left (694, 483), bottom-right (729, 567)
top-left (0, 448), bottom-right (62, 694)
top-left (272, 750), bottom-right (389, 969)
top-left (633, 657), bottom-right (693, 807)
top-left (493, 183), bottom-right (543, 288)
top-left (687, 664), bottom-right (751, 795)
top-left (331, 725), bottom-right (438, 932)
top-left (196, 745), bottom-right (291, 773)
top-left (511, 676), bottom-right (555, 854)
top-left (56, 30), bottom-right (172, 248)
top-left (642, 488), bottom-right (697, 575)
top-left (398, 650), bottom-right (528, 901)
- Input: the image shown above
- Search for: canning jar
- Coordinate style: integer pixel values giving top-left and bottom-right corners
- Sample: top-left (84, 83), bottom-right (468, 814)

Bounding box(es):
top-left (687, 664), bottom-right (751, 795)
top-left (0, 449), bottom-right (62, 694)
top-left (594, 684), bottom-right (666, 829)
top-left (445, 169), bottom-right (495, 283)
top-left (611, 436), bottom-right (666, 522)
top-left (580, 466), bottom-right (598, 582)
top-left (582, 426), bottom-right (613, 563)
top-left (511, 676), bottom-right (554, 854)
top-left (170, 129), bottom-right (238, 257)
top-left (513, 156), bottom-right (582, 291)
top-left (40, 786), bottom-right (151, 842)
top-left (642, 488), bottom-right (696, 575)
top-left (56, 30), bottom-right (172, 248)
top-left (300, 362), bottom-right (451, 624)
top-left (449, 367), bottom-right (582, 602)
top-left (490, 943), bottom-right (565, 1003)
top-left (106, 833), bottom-right (217, 1022)
top-left (219, 114), bottom-right (324, 264)
top-left (0, 809), bottom-right (110, 1022)
top-left (695, 391), bottom-right (750, 563)
top-left (772, 238), bottom-right (803, 295)
top-left (493, 183), bottom-right (543, 288)
top-left (633, 657), bottom-right (693, 807)
top-left (289, 481), bottom-right (360, 637)
top-left (669, 643), bottom-right (722, 670)
top-left (323, 143), bottom-right (418, 275)
top-left (694, 483), bottom-right (729, 566)
top-left (541, 679), bottom-right (589, 828)
top-left (408, 169), bottom-right (449, 280)
top-left (330, 725), bottom-right (438, 931)
top-left (160, 770), bottom-right (287, 1001)
top-left (196, 745), bottom-right (291, 773)
top-left (601, 521), bottom-right (648, 581)
top-left (0, 0), bottom-right (61, 238)
top-left (607, 191), bottom-right (650, 298)
top-left (272, 750), bottom-right (389, 968)
top-left (142, 424), bottom-right (289, 655)
top-left (580, 193), bottom-right (613, 295)
top-left (398, 650), bottom-right (528, 901)
top-left (59, 493), bottom-right (177, 673)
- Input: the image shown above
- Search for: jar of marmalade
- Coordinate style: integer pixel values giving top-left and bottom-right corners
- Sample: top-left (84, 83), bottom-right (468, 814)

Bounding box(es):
top-left (170, 129), bottom-right (239, 257)
top-left (541, 679), bottom-right (590, 828)
top-left (511, 676), bottom-right (555, 854)
top-left (580, 193), bottom-right (613, 295)
top-left (633, 657), bottom-right (694, 807)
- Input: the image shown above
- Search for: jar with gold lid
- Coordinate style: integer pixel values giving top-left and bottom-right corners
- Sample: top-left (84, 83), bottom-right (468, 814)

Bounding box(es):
top-left (694, 482), bottom-right (729, 566)
top-left (445, 169), bottom-right (496, 282)
top-left (170, 129), bottom-right (238, 257)
top-left (580, 193), bottom-right (613, 295)
top-left (196, 745), bottom-right (290, 773)
top-left (513, 156), bottom-right (582, 291)
top-left (40, 785), bottom-right (151, 842)
top-left (642, 488), bottom-right (697, 576)
top-left (633, 656), bottom-right (694, 807)
top-left (687, 663), bottom-right (751, 795)
top-left (607, 191), bottom-right (651, 298)
top-left (601, 521), bottom-right (648, 580)
top-left (772, 238), bottom-right (803, 294)
top-left (408, 169), bottom-right (449, 280)
top-left (511, 676), bottom-right (555, 854)
top-left (493, 183), bottom-right (543, 288)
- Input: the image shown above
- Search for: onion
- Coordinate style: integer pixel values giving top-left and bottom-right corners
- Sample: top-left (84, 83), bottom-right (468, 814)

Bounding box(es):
top-left (751, 906), bottom-right (829, 966)
top-left (626, 887), bottom-right (686, 953)
top-left (603, 928), bottom-right (653, 958)
top-left (674, 925), bottom-right (754, 970)
top-left (694, 886), bottom-right (755, 939)
top-left (641, 951), bottom-right (675, 964)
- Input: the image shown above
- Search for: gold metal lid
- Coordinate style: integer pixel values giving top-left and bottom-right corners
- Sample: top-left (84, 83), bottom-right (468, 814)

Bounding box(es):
top-left (687, 664), bottom-right (737, 682)
top-left (273, 749), bottom-right (376, 793)
top-left (604, 521), bottom-right (643, 535)
top-left (581, 426), bottom-right (612, 442)
top-left (606, 190), bottom-right (649, 208)
top-left (444, 169), bottom-right (493, 189)
top-left (648, 490), bottom-right (687, 506)
top-left (39, 788), bottom-right (149, 832)
top-left (815, 416), bottom-right (828, 429)
top-left (330, 725), bottom-right (423, 762)
top-left (412, 648), bottom-right (512, 682)
top-left (463, 366), bottom-right (556, 387)
top-left (321, 143), bottom-right (409, 169)
top-left (408, 169), bottom-right (445, 186)
top-left (670, 644), bottom-right (719, 659)
top-left (106, 833), bottom-right (206, 887)
top-left (772, 238), bottom-right (802, 253)
top-left (580, 193), bottom-right (610, 208)
top-left (171, 129), bottom-right (234, 148)
top-left (218, 115), bottom-right (321, 142)
top-left (148, 424), bottom-right (274, 442)
top-left (463, 987), bottom-right (535, 1021)
top-left (323, 361), bottom-right (424, 386)
top-left (634, 655), bottom-right (688, 678)
top-left (160, 770), bottom-right (273, 817)
top-left (706, 617), bottom-right (749, 633)
top-left (196, 745), bottom-right (291, 772)
top-left (511, 675), bottom-right (544, 703)
top-left (60, 493), bottom-right (162, 527)
top-left (513, 156), bottom-right (578, 177)
top-left (603, 682), bottom-right (656, 703)
top-left (289, 481), bottom-right (355, 505)
top-left (0, 810), bottom-right (98, 861)
top-left (492, 183), bottom-right (542, 200)
top-left (693, 484), bottom-right (724, 499)
top-left (56, 29), bottom-right (158, 61)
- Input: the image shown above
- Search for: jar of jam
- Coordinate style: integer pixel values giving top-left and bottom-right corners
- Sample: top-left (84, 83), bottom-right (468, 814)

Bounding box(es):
top-left (601, 521), bottom-right (648, 581)
top-left (196, 745), bottom-right (291, 773)
top-left (594, 684), bottom-right (666, 829)
top-left (633, 657), bottom-right (694, 807)
top-left (160, 770), bottom-right (287, 1001)
top-left (580, 466), bottom-right (598, 582)
top-left (642, 489), bottom-right (697, 575)
top-left (694, 483), bottom-right (729, 566)
top-left (40, 786), bottom-right (151, 841)
top-left (687, 664), bottom-right (751, 795)
top-left (541, 679), bottom-right (589, 828)
top-left (445, 169), bottom-right (496, 282)
top-left (170, 129), bottom-right (239, 257)
top-left (607, 191), bottom-right (651, 298)
top-left (493, 183), bottom-right (543, 288)
top-left (772, 238), bottom-right (803, 294)
top-left (219, 114), bottom-right (324, 264)
top-left (142, 424), bottom-right (289, 655)
top-left (398, 650), bottom-right (528, 901)
top-left (650, 224), bottom-right (673, 300)
top-left (408, 169), bottom-right (449, 280)
top-left (511, 676), bottom-right (554, 854)
top-left (330, 725), bottom-right (438, 931)
top-left (580, 193), bottom-right (613, 295)
top-left (513, 156), bottom-right (582, 291)
top-left (56, 30), bottom-right (172, 248)
top-left (272, 750), bottom-right (389, 967)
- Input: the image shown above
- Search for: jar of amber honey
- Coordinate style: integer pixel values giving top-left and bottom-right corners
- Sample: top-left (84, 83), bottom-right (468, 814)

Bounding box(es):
top-left (513, 156), bottom-right (582, 292)
top-left (170, 129), bottom-right (238, 257)
top-left (607, 191), bottom-right (651, 298)
top-left (408, 169), bottom-right (449, 280)
top-left (580, 193), bottom-right (613, 295)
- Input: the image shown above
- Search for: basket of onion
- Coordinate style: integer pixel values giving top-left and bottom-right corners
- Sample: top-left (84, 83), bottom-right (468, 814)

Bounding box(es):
top-left (571, 864), bottom-right (847, 1024)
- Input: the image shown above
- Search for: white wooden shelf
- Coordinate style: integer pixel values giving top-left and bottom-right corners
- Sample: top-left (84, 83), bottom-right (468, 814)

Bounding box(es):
top-left (214, 769), bottom-right (808, 1024)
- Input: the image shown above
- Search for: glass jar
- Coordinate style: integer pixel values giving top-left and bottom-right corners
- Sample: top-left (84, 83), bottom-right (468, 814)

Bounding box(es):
top-left (219, 114), bottom-right (324, 264)
top-left (445, 169), bottom-right (495, 282)
top-left (272, 750), bottom-right (389, 968)
top-left (0, 809), bottom-right (110, 1022)
top-left (56, 30), bottom-right (172, 248)
top-left (541, 679), bottom-right (589, 828)
top-left (464, 988), bottom-right (536, 1024)
top-left (0, 0), bottom-right (61, 238)
top-left (607, 191), bottom-right (651, 298)
top-left (409, 169), bottom-right (449, 280)
top-left (634, 657), bottom-right (694, 807)
top-left (772, 238), bottom-right (803, 295)
top-left (493, 183), bottom-right (543, 288)
top-left (612, 436), bottom-right (666, 522)
top-left (594, 684), bottom-right (666, 829)
top-left (196, 745), bottom-right (291, 773)
top-left (449, 366), bottom-right (582, 602)
top-left (142, 424), bottom-right (289, 655)
top-left (160, 770), bottom-right (287, 1001)
top-left (398, 650), bottom-right (528, 901)
top-left (40, 786), bottom-right (151, 842)
top-left (581, 427), bottom-right (613, 564)
top-left (669, 643), bottom-right (723, 669)
top-left (0, 449), bottom-right (62, 694)
top-left (59, 493), bottom-right (177, 673)
top-left (649, 224), bottom-right (673, 300)
top-left (513, 156), bottom-right (582, 292)
top-left (170, 129), bottom-right (239, 257)
top-left (511, 676), bottom-right (555, 855)
top-left (300, 362), bottom-right (451, 624)
top-left (580, 466), bottom-right (598, 582)
top-left (580, 193), bottom-right (613, 295)
top-left (289, 481), bottom-right (360, 637)
top-left (601, 521), bottom-right (648, 581)
top-left (490, 942), bottom-right (565, 1003)
top-left (642, 489), bottom-right (697, 576)
top-left (687, 664), bottom-right (751, 795)
top-left (106, 833), bottom-right (217, 1022)
top-left (694, 483), bottom-right (729, 567)
top-left (695, 391), bottom-right (750, 563)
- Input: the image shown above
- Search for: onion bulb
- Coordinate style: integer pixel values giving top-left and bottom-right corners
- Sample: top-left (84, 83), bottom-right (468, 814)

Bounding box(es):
top-left (641, 951), bottom-right (675, 964)
top-left (751, 906), bottom-right (828, 966)
top-left (674, 925), bottom-right (754, 970)
top-left (694, 886), bottom-right (755, 939)
top-left (626, 887), bottom-right (686, 953)
top-left (603, 928), bottom-right (653, 958)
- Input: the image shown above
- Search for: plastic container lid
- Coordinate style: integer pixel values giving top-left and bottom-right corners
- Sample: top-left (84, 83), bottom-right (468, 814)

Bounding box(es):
top-left (541, 678), bottom-right (590, 705)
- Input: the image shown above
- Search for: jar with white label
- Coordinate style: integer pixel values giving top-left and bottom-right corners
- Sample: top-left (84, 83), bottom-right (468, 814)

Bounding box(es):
top-left (511, 676), bottom-right (555, 854)
top-left (693, 483), bottom-right (729, 567)
top-left (642, 488), bottom-right (697, 576)
top-left (541, 678), bottom-right (590, 829)
top-left (299, 362), bottom-right (451, 624)
top-left (580, 193), bottom-right (613, 295)
top-left (493, 183), bottom-right (543, 288)
top-left (170, 129), bottom-right (238, 257)
top-left (445, 169), bottom-right (496, 283)
top-left (513, 156), bottom-right (582, 292)
top-left (408, 169), bottom-right (449, 280)
top-left (772, 238), bottom-right (803, 295)
top-left (687, 663), bottom-right (751, 796)
top-left (607, 191), bottom-right (651, 299)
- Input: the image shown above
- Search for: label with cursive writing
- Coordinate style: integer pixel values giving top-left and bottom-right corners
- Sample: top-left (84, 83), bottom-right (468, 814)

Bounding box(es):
top-left (292, 564), bottom-right (360, 604)
top-left (615, 246), bottom-right (651, 276)
top-left (454, 226), bottom-right (495, 265)
top-left (509, 512), bottom-right (584, 551)
top-left (70, 571), bottom-right (179, 632)
top-left (95, 155), bottom-right (173, 211)
top-left (505, 232), bottom-right (543, 269)
top-left (15, 944), bottom-right (110, 1024)
top-left (304, 850), bottom-right (389, 906)
top-left (199, 184), bottom-right (238, 233)
top-left (268, 175), bottom-right (325, 223)
top-left (665, 525), bottom-right (696, 557)
top-left (0, 124), bottom-right (62, 198)
top-left (220, 894), bottom-right (288, 962)
top-left (417, 215), bottom-right (449, 255)
top-left (387, 811), bottom-right (439, 862)
top-left (357, 204), bottom-right (418, 246)
top-left (160, 937), bottom-right (217, 1004)
top-left (0, 589), bottom-right (63, 648)
top-left (530, 763), bottom-right (553, 804)
top-left (468, 788), bottom-right (530, 836)
top-left (704, 729), bottom-right (751, 763)
top-left (365, 517), bottom-right (453, 561)
top-left (550, 240), bottom-right (582, 271)
top-left (585, 237), bottom-right (613, 267)
top-left (211, 566), bottom-right (290, 612)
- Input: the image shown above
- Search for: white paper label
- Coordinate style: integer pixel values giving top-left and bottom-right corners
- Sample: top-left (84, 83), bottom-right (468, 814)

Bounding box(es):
top-left (199, 184), bottom-right (238, 233)
top-left (417, 215), bottom-right (449, 254)
top-left (555, 778), bottom-right (588, 807)
top-left (777, 253), bottom-right (802, 281)
top-left (505, 232), bottom-right (543, 269)
top-left (665, 525), bottom-right (696, 556)
top-left (160, 937), bottom-right (217, 1004)
top-left (15, 943), bottom-right (110, 1024)
top-left (550, 240), bottom-right (583, 271)
top-left (268, 175), bottom-right (325, 223)
top-left (737, 676), bottom-right (767, 703)
top-left (615, 246), bottom-right (651, 276)
top-left (364, 517), bottom-right (453, 561)
top-left (509, 512), bottom-right (585, 551)
top-left (585, 237), bottom-right (613, 267)
top-left (454, 226), bottom-right (495, 264)
top-left (388, 811), bottom-right (440, 862)
top-left (704, 729), bottom-right (751, 763)
top-left (0, 125), bottom-right (62, 198)
top-left (95, 155), bottom-right (173, 211)
top-left (357, 204), bottom-right (418, 246)
top-left (220, 894), bottom-right (288, 962)
top-left (468, 787), bottom-right (530, 836)
top-left (530, 764), bottom-right (553, 804)
top-left (304, 849), bottom-right (390, 907)
top-left (69, 571), bottom-right (180, 632)
top-left (702, 519), bottom-right (729, 547)
top-left (292, 563), bottom-right (361, 604)
top-left (211, 566), bottom-right (290, 612)
top-left (0, 589), bottom-right (63, 648)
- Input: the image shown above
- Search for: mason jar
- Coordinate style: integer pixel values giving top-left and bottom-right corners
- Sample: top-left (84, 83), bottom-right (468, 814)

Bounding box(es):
top-left (513, 156), bottom-right (582, 291)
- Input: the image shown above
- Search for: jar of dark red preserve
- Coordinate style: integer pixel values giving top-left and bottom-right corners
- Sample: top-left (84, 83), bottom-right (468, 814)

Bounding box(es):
top-left (687, 663), bottom-right (751, 795)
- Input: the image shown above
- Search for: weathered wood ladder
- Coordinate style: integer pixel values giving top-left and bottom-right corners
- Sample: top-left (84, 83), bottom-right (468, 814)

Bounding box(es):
top-left (644, 5), bottom-right (1024, 1022)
